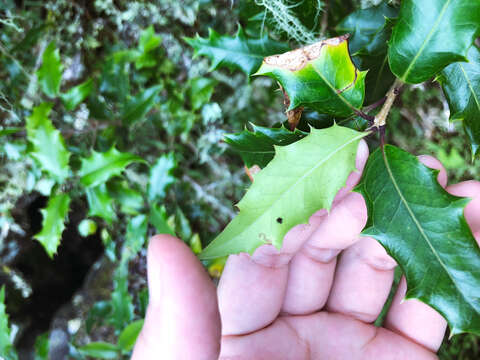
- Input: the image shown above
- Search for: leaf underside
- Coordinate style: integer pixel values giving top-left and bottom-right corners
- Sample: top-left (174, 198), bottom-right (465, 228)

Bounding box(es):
top-left (200, 124), bottom-right (367, 260)
top-left (255, 36), bottom-right (367, 117)
top-left (356, 145), bottom-right (480, 335)
top-left (388, 0), bottom-right (480, 84)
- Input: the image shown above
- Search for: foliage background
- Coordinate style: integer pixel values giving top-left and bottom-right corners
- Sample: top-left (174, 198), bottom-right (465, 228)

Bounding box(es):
top-left (0, 0), bottom-right (478, 359)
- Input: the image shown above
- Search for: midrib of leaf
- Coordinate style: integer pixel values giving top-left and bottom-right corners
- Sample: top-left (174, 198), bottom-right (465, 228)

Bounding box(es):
top-left (381, 148), bottom-right (477, 312)
top-left (83, 156), bottom-right (137, 180)
top-left (237, 132), bottom-right (366, 241)
top-left (459, 64), bottom-right (480, 115)
top-left (399, 0), bottom-right (452, 82)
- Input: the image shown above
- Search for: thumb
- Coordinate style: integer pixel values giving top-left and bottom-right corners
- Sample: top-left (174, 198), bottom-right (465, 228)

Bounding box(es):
top-left (132, 235), bottom-right (221, 360)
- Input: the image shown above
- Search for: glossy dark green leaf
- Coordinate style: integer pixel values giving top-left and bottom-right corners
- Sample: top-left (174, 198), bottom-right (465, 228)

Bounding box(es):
top-left (34, 193), bottom-right (71, 258)
top-left (185, 26), bottom-right (289, 76)
top-left (122, 85), bottom-right (162, 125)
top-left (79, 147), bottom-right (144, 188)
top-left (256, 36), bottom-right (367, 117)
top-left (26, 103), bottom-right (71, 182)
top-left (149, 203), bottom-right (175, 236)
top-left (37, 42), bottom-right (63, 98)
top-left (189, 77), bottom-right (217, 111)
top-left (86, 184), bottom-right (115, 224)
top-left (78, 342), bottom-right (119, 359)
top-left (117, 320), bottom-right (144, 351)
top-left (388, 0), bottom-right (480, 84)
top-left (356, 145), bottom-right (480, 335)
top-left (148, 152), bottom-right (176, 201)
top-left (224, 124), bottom-right (307, 168)
top-left (60, 78), bottom-right (93, 111)
top-left (0, 287), bottom-right (17, 360)
top-left (438, 46), bottom-right (480, 158)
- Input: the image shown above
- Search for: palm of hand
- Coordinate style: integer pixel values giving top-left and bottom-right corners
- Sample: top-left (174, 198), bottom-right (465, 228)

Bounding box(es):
top-left (133, 146), bottom-right (480, 359)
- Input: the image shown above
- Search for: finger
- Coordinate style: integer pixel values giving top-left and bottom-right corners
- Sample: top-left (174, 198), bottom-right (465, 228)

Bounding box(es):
top-left (325, 237), bottom-right (397, 323)
top-left (281, 192), bottom-right (368, 314)
top-left (447, 180), bottom-right (480, 235)
top-left (417, 155), bottom-right (448, 187)
top-left (132, 235), bottom-right (220, 360)
top-left (384, 277), bottom-right (447, 352)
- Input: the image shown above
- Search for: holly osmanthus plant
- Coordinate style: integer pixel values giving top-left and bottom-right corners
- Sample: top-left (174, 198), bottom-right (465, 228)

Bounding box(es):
top-left (186, 0), bottom-right (480, 337)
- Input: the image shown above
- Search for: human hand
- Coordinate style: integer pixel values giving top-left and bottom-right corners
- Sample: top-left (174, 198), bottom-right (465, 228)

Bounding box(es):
top-left (132, 142), bottom-right (480, 359)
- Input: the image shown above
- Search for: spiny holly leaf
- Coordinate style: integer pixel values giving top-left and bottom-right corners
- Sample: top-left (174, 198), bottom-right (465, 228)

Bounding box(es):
top-left (61, 78), bottom-right (93, 111)
top-left (0, 287), bottom-right (17, 360)
top-left (135, 25), bottom-right (162, 69)
top-left (388, 0), bottom-right (480, 84)
top-left (336, 1), bottom-right (398, 102)
top-left (224, 124), bottom-right (307, 168)
top-left (255, 36), bottom-right (367, 117)
top-left (356, 145), bottom-right (480, 335)
top-left (117, 320), bottom-right (144, 352)
top-left (148, 152), bottom-right (176, 201)
top-left (79, 147), bottom-right (144, 188)
top-left (122, 85), bottom-right (162, 125)
top-left (185, 26), bottom-right (289, 76)
top-left (34, 193), bottom-right (71, 258)
top-left (26, 103), bottom-right (71, 183)
top-left (438, 46), bottom-right (480, 159)
top-left (200, 124), bottom-right (367, 259)
top-left (37, 42), bottom-right (63, 98)
top-left (188, 77), bottom-right (217, 111)
top-left (86, 184), bottom-right (115, 224)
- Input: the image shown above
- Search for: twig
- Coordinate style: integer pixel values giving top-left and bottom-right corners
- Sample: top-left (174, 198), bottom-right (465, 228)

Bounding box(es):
top-left (373, 79), bottom-right (403, 128)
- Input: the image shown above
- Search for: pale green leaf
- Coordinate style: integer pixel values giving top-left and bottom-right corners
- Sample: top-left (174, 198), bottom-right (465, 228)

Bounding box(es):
top-left (149, 203), bottom-right (175, 236)
top-left (78, 219), bottom-right (97, 237)
top-left (124, 214), bottom-right (148, 257)
top-left (107, 180), bottom-right (144, 215)
top-left (37, 42), bottom-right (63, 98)
top-left (148, 152), bottom-right (176, 201)
top-left (78, 342), bottom-right (119, 359)
top-left (86, 184), bottom-right (115, 224)
top-left (34, 193), bottom-right (71, 258)
top-left (200, 124), bottom-right (367, 259)
top-left (117, 320), bottom-right (144, 351)
top-left (61, 78), bottom-right (93, 111)
top-left (189, 77), bottom-right (217, 111)
top-left (26, 103), bottom-right (71, 183)
top-left (79, 147), bottom-right (143, 188)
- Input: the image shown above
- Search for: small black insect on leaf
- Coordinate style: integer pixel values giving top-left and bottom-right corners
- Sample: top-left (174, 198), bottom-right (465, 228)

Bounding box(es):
top-left (276, 217), bottom-right (283, 224)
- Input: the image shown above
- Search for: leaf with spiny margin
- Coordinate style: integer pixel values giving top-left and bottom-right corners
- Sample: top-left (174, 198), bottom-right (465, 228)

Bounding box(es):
top-left (135, 25), bottom-right (162, 69)
top-left (61, 78), bottom-right (93, 111)
top-left (86, 184), bottom-right (115, 224)
top-left (0, 287), bottom-right (17, 360)
top-left (336, 1), bottom-right (398, 102)
top-left (37, 42), bottom-right (63, 98)
top-left (356, 145), bottom-right (480, 335)
top-left (26, 103), bottom-right (71, 183)
top-left (200, 124), bottom-right (367, 260)
top-left (122, 85), bottom-right (162, 125)
top-left (184, 26), bottom-right (289, 76)
top-left (148, 152), bottom-right (176, 201)
top-left (224, 124), bottom-right (307, 168)
top-left (79, 147), bottom-right (144, 188)
top-left (34, 193), bottom-right (71, 258)
top-left (388, 0), bottom-right (480, 84)
top-left (438, 46), bottom-right (480, 159)
top-left (255, 36), bottom-right (367, 117)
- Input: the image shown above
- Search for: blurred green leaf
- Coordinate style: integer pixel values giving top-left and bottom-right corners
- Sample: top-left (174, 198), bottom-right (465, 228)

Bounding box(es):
top-left (86, 184), bottom-right (115, 224)
top-left (37, 42), bottom-right (63, 98)
top-left (26, 103), bottom-right (71, 182)
top-left (99, 56), bottom-right (130, 102)
top-left (148, 152), bottom-right (176, 201)
top-left (189, 77), bottom-right (217, 110)
top-left (61, 78), bottom-right (94, 111)
top-left (107, 180), bottom-right (144, 215)
top-left (0, 287), bottom-right (17, 360)
top-left (79, 147), bottom-right (143, 188)
top-left (175, 207), bottom-right (192, 241)
top-left (78, 342), bottom-right (119, 359)
top-left (185, 25), bottom-right (289, 76)
top-left (136, 25), bottom-right (162, 69)
top-left (33, 333), bottom-right (49, 360)
top-left (122, 85), bottom-right (162, 125)
top-left (78, 219), bottom-right (97, 237)
top-left (190, 233), bottom-right (202, 254)
top-left (34, 193), bottom-right (71, 258)
top-left (117, 319), bottom-right (144, 351)
top-left (86, 301), bottom-right (112, 334)
top-left (110, 262), bottom-right (134, 330)
top-left (0, 127), bottom-right (22, 136)
top-left (149, 203), bottom-right (175, 236)
top-left (124, 214), bottom-right (148, 256)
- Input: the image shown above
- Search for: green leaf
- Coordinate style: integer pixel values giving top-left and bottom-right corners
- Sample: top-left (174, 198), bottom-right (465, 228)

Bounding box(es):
top-left (388, 0), bottom-right (480, 84)
top-left (37, 42), bottom-right (63, 98)
top-left (188, 77), bottom-right (217, 111)
top-left (60, 78), bottom-right (94, 111)
top-left (86, 184), bottom-right (115, 224)
top-left (124, 214), bottom-right (148, 257)
top-left (34, 193), bottom-right (71, 258)
top-left (438, 46), bottom-right (480, 159)
top-left (148, 152), bottom-right (176, 201)
top-left (99, 56), bottom-right (130, 102)
top-left (185, 26), bottom-right (289, 76)
top-left (224, 124), bottom-right (307, 168)
top-left (34, 333), bottom-right (49, 360)
top-left (78, 219), bottom-right (97, 237)
top-left (0, 127), bottom-right (22, 137)
top-left (117, 320), bottom-right (144, 351)
top-left (122, 85), bottom-right (162, 125)
top-left (200, 124), bottom-right (367, 259)
top-left (136, 25), bottom-right (162, 69)
top-left (26, 103), bottom-right (71, 183)
top-left (149, 203), bottom-right (175, 236)
top-left (255, 36), bottom-right (367, 117)
top-left (356, 145), bottom-right (480, 335)
top-left (109, 262), bottom-right (134, 330)
top-left (0, 287), bottom-right (17, 360)
top-left (78, 342), bottom-right (119, 359)
top-left (79, 147), bottom-right (143, 188)
top-left (107, 180), bottom-right (144, 215)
